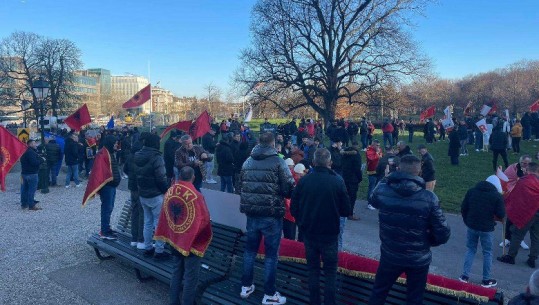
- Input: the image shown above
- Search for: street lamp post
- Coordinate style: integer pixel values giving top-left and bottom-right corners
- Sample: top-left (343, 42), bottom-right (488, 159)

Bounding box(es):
top-left (32, 77), bottom-right (50, 194)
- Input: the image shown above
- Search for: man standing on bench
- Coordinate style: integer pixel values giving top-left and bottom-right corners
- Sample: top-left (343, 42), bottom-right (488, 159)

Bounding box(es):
top-left (291, 148), bottom-right (351, 305)
top-left (155, 166), bottom-right (212, 305)
top-left (369, 155), bottom-right (450, 305)
top-left (238, 132), bottom-right (295, 305)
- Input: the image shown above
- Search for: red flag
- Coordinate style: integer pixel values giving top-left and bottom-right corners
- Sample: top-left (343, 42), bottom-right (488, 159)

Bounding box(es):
top-left (64, 104), bottom-right (91, 131)
top-left (190, 111), bottom-right (212, 140)
top-left (420, 106), bottom-right (436, 121)
top-left (154, 181), bottom-right (213, 257)
top-left (0, 126), bottom-right (28, 191)
top-left (530, 99), bottom-right (539, 112)
top-left (160, 120), bottom-right (192, 138)
top-left (505, 175), bottom-right (539, 229)
top-left (488, 103), bottom-right (497, 115)
top-left (464, 101), bottom-right (473, 116)
top-left (82, 148), bottom-right (113, 206)
top-left (122, 84), bottom-right (151, 109)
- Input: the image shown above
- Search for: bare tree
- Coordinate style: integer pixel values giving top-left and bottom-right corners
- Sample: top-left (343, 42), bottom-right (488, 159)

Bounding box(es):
top-left (237, 0), bottom-right (431, 123)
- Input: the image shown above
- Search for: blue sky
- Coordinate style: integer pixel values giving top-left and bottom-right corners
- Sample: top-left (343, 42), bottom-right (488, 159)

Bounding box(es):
top-left (0, 0), bottom-right (538, 98)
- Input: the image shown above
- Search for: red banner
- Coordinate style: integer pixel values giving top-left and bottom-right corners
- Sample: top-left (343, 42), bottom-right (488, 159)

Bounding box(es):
top-left (530, 99), bottom-right (539, 112)
top-left (160, 120), bottom-right (192, 138)
top-left (190, 111), bottom-right (212, 140)
top-left (122, 84), bottom-right (151, 109)
top-left (154, 181), bottom-right (213, 257)
top-left (420, 106), bottom-right (436, 121)
top-left (64, 104), bottom-right (91, 131)
top-left (463, 101), bottom-right (473, 116)
top-left (0, 126), bottom-right (28, 191)
top-left (82, 148), bottom-right (113, 206)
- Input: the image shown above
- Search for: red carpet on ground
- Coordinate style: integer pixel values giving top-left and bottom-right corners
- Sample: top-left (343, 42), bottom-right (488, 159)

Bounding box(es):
top-left (258, 238), bottom-right (497, 303)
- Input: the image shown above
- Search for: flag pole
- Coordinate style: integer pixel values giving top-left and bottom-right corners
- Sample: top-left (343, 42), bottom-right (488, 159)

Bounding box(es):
top-left (148, 60), bottom-right (153, 132)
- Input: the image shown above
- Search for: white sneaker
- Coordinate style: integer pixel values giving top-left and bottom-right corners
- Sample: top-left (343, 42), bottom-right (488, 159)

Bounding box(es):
top-left (207, 179), bottom-right (218, 184)
top-left (75, 184), bottom-right (81, 188)
top-left (521, 241), bottom-right (530, 250)
top-left (136, 242), bottom-right (146, 250)
top-left (262, 291), bottom-right (286, 305)
top-left (65, 185), bottom-right (70, 189)
top-left (367, 204), bottom-right (376, 210)
top-left (499, 239), bottom-right (510, 247)
top-left (475, 149), bottom-right (480, 152)
top-left (130, 242), bottom-right (138, 247)
top-left (240, 284), bottom-right (255, 299)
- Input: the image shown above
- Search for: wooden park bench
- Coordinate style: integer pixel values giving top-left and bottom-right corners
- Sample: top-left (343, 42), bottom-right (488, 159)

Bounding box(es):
top-left (86, 198), bottom-right (243, 293)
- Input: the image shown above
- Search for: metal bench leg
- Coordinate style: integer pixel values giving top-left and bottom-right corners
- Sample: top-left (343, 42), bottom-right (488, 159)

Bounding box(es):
top-left (93, 248), bottom-right (114, 261)
top-left (135, 268), bottom-right (153, 282)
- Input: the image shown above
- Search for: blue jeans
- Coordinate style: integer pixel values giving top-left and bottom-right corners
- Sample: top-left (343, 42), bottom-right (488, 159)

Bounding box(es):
top-left (65, 164), bottom-right (80, 186)
top-left (304, 235), bottom-right (338, 305)
top-left (21, 174), bottom-right (38, 208)
top-left (524, 126), bottom-right (532, 140)
top-left (475, 131), bottom-right (483, 150)
top-left (85, 158), bottom-right (94, 176)
top-left (140, 195), bottom-right (165, 253)
top-left (462, 228), bottom-right (493, 281)
top-left (367, 175), bottom-right (378, 202)
top-left (205, 160), bottom-right (214, 181)
top-left (242, 217), bottom-right (282, 295)
top-left (169, 253), bottom-right (201, 305)
top-left (360, 134), bottom-right (368, 149)
top-left (48, 164), bottom-right (57, 185)
top-left (408, 132), bottom-right (413, 143)
top-left (220, 176), bottom-right (233, 193)
top-left (99, 185), bottom-right (116, 234)
top-left (338, 217), bottom-right (346, 251)
top-left (383, 133), bottom-right (393, 148)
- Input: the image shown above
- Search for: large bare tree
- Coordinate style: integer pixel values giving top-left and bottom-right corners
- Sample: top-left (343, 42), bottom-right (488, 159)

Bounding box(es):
top-left (237, 0), bottom-right (431, 123)
top-left (0, 31), bottom-right (82, 118)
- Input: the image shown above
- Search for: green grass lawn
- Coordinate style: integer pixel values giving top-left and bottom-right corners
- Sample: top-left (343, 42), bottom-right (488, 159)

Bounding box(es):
top-left (357, 132), bottom-right (539, 213)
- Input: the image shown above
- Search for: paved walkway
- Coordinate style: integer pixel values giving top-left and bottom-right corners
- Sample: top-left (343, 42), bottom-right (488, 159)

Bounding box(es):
top-left (0, 171), bottom-right (532, 304)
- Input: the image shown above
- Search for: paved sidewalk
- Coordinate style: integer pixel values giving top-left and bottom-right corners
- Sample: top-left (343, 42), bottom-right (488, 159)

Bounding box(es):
top-left (0, 171), bottom-right (532, 304)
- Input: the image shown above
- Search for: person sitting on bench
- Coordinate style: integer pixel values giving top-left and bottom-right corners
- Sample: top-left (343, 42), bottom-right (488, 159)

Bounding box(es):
top-left (154, 166), bottom-right (212, 305)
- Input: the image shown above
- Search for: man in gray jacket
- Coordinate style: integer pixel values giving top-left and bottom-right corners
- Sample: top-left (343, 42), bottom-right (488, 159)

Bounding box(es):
top-left (238, 132), bottom-right (295, 305)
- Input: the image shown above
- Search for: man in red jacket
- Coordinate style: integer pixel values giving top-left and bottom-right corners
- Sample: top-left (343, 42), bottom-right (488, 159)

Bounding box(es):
top-left (366, 140), bottom-right (382, 210)
top-left (498, 162), bottom-right (539, 268)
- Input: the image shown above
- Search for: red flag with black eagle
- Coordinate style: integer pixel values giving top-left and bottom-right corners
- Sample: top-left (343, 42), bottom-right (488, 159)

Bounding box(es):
top-left (420, 106), bottom-right (436, 121)
top-left (82, 148), bottom-right (113, 206)
top-left (160, 120), bottom-right (193, 138)
top-left (190, 111), bottom-right (212, 140)
top-left (154, 181), bottom-right (213, 257)
top-left (530, 99), bottom-right (539, 112)
top-left (505, 174), bottom-right (539, 229)
top-left (0, 125), bottom-right (27, 191)
top-left (64, 104), bottom-right (91, 131)
top-left (122, 84), bottom-right (151, 109)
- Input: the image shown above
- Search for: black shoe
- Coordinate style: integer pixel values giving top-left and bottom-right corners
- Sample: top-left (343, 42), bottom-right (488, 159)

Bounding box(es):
top-left (481, 279), bottom-right (497, 288)
top-left (143, 248), bottom-right (155, 257)
top-left (153, 252), bottom-right (171, 261)
top-left (99, 231), bottom-right (117, 240)
top-left (34, 200), bottom-right (39, 204)
top-left (497, 255), bottom-right (515, 264)
top-left (527, 258), bottom-right (536, 268)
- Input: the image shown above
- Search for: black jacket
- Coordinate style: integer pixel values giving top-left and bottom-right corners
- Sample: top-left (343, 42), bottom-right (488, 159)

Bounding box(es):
top-left (101, 135), bottom-right (121, 188)
top-left (291, 166), bottom-right (351, 237)
top-left (420, 152), bottom-right (436, 182)
top-left (489, 129), bottom-right (508, 150)
top-left (124, 139), bottom-right (143, 192)
top-left (239, 144), bottom-right (295, 218)
top-left (45, 140), bottom-right (61, 165)
top-left (163, 137), bottom-right (180, 179)
top-left (21, 147), bottom-right (42, 174)
top-left (216, 140), bottom-right (235, 176)
top-left (64, 137), bottom-right (79, 166)
top-left (448, 131), bottom-right (461, 157)
top-left (396, 146), bottom-right (412, 158)
top-left (329, 145), bottom-right (343, 175)
top-left (234, 142), bottom-right (250, 174)
top-left (461, 181), bottom-right (505, 232)
top-left (370, 171), bottom-right (450, 267)
top-left (342, 147), bottom-right (362, 184)
top-left (202, 133), bottom-right (217, 154)
top-left (134, 146), bottom-right (168, 198)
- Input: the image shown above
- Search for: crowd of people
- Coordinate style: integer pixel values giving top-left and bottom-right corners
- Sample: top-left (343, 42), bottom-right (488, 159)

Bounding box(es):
top-left (14, 110), bottom-right (539, 305)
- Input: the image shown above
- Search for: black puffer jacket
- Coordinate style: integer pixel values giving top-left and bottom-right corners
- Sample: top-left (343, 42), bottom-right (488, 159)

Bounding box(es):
top-left (461, 181), bottom-right (505, 232)
top-left (101, 135), bottom-right (121, 188)
top-left (371, 171), bottom-right (450, 267)
top-left (342, 147), bottom-right (362, 184)
top-left (216, 140), bottom-right (235, 176)
top-left (239, 144), bottom-right (295, 217)
top-left (45, 140), bottom-right (61, 165)
top-left (64, 137), bottom-right (79, 166)
top-left (329, 145), bottom-right (343, 175)
top-left (163, 137), bottom-right (180, 179)
top-left (124, 139), bottom-right (143, 192)
top-left (20, 147), bottom-right (42, 174)
top-left (420, 152), bottom-right (436, 182)
top-left (489, 129), bottom-right (508, 150)
top-left (134, 147), bottom-right (168, 198)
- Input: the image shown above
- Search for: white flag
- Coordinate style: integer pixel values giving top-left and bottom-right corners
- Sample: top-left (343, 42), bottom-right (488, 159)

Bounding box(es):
top-left (244, 107), bottom-right (253, 122)
top-left (443, 106), bottom-right (452, 120)
top-left (442, 118), bottom-right (454, 130)
top-left (480, 105), bottom-right (491, 116)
